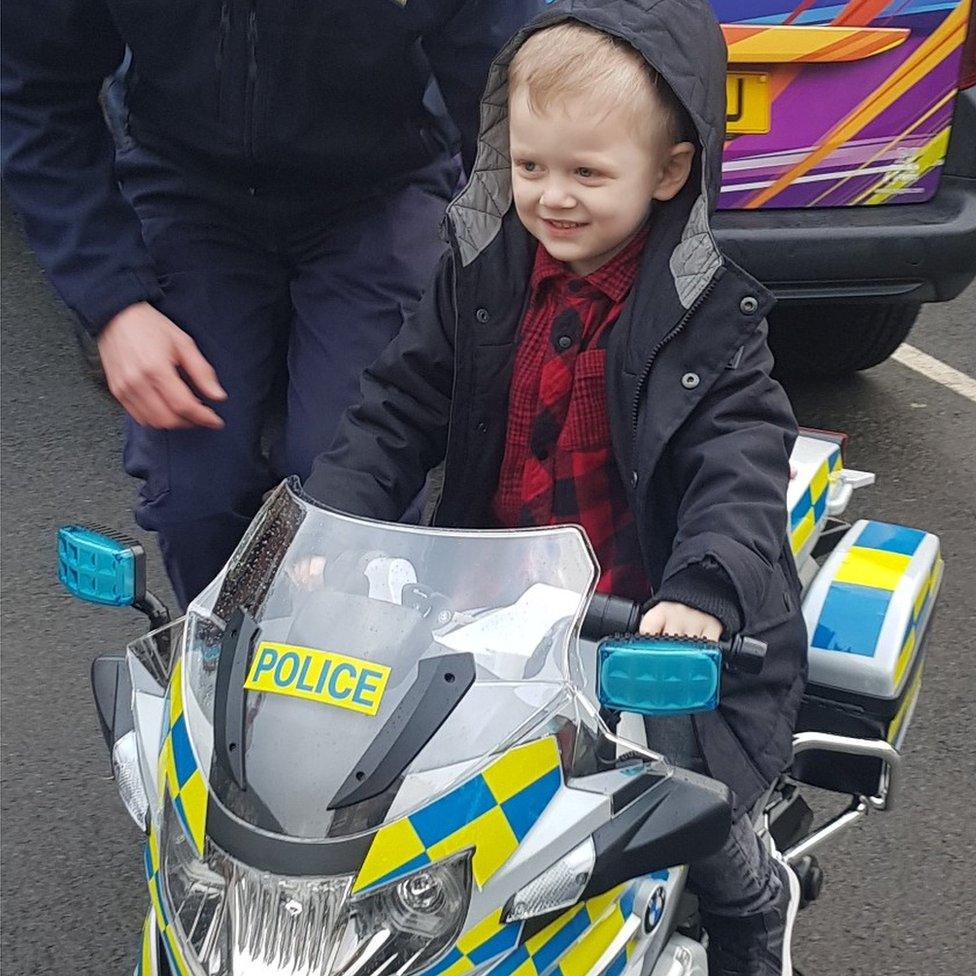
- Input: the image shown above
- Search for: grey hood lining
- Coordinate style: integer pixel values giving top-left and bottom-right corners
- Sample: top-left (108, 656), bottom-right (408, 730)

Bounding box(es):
top-left (445, 5), bottom-right (724, 309)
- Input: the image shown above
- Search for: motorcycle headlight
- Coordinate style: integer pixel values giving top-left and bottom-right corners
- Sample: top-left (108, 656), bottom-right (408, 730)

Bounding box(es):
top-left (160, 798), bottom-right (471, 976)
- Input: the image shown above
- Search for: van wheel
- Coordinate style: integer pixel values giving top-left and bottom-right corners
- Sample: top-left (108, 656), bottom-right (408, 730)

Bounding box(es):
top-left (768, 304), bottom-right (919, 377)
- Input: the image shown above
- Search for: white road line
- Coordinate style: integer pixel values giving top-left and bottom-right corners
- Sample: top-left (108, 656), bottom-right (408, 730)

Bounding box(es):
top-left (891, 343), bottom-right (976, 404)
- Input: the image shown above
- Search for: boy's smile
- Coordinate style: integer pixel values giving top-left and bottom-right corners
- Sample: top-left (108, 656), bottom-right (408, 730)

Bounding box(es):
top-left (509, 89), bottom-right (694, 276)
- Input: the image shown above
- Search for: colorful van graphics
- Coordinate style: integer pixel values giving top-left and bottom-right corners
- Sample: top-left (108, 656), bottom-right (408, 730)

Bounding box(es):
top-left (715, 0), bottom-right (974, 208)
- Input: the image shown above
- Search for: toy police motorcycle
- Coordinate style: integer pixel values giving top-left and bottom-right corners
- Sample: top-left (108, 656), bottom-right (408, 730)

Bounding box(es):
top-left (59, 431), bottom-right (941, 976)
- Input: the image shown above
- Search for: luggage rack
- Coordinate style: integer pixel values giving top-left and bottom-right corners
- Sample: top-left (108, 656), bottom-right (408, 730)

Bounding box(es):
top-left (777, 732), bottom-right (901, 864)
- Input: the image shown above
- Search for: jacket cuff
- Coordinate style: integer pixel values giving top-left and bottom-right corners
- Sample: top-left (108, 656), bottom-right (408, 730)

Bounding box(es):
top-left (646, 558), bottom-right (744, 636)
top-left (79, 268), bottom-right (164, 337)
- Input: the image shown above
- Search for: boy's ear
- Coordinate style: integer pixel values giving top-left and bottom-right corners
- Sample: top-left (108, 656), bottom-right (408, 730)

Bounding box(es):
top-left (651, 141), bottom-right (696, 202)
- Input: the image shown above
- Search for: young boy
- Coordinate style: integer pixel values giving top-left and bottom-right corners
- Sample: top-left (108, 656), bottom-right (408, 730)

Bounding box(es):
top-left (306, 2), bottom-right (807, 972)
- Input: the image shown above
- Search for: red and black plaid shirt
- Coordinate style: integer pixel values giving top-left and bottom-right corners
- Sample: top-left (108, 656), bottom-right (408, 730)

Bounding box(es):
top-left (492, 228), bottom-right (652, 602)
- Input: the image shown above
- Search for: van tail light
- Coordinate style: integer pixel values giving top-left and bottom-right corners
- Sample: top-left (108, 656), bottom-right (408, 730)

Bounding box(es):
top-left (960, 2), bottom-right (976, 90)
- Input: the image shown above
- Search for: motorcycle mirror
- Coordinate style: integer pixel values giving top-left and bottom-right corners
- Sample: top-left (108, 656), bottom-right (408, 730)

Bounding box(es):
top-left (57, 525), bottom-right (172, 631)
top-left (597, 636), bottom-right (721, 716)
top-left (57, 525), bottom-right (146, 607)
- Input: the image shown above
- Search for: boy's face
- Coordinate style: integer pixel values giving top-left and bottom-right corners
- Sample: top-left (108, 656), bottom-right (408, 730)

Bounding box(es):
top-left (509, 88), bottom-right (695, 276)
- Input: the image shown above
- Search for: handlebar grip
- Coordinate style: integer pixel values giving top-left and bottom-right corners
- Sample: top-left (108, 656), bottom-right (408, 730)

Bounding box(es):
top-left (581, 594), bottom-right (642, 641)
top-left (582, 594), bottom-right (767, 675)
top-left (723, 634), bottom-right (766, 675)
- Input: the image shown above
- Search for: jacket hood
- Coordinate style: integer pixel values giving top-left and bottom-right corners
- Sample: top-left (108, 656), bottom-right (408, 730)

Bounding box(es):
top-left (446, 0), bottom-right (729, 309)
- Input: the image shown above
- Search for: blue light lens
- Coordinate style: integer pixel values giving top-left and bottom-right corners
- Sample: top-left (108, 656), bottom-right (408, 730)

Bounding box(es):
top-left (57, 526), bottom-right (137, 606)
top-left (598, 637), bottom-right (722, 716)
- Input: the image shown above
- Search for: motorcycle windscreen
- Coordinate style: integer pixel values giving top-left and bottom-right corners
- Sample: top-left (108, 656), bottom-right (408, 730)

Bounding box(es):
top-left (175, 480), bottom-right (597, 842)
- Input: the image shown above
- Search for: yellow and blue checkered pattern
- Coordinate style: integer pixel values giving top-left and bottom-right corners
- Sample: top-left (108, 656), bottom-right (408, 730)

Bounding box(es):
top-left (158, 658), bottom-right (208, 856)
top-left (354, 737), bottom-right (563, 893)
top-left (811, 522), bottom-right (940, 664)
top-left (136, 913), bottom-right (153, 976)
top-left (143, 830), bottom-right (191, 976)
top-left (485, 881), bottom-right (642, 976)
top-left (417, 879), bottom-right (647, 976)
top-left (790, 446), bottom-right (842, 556)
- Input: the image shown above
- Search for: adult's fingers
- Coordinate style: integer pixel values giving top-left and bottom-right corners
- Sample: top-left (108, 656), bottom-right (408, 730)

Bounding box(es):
top-left (174, 334), bottom-right (227, 402)
top-left (152, 369), bottom-right (225, 429)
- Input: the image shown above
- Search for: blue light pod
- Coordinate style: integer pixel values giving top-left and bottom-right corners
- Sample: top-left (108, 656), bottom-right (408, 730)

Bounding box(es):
top-left (57, 525), bottom-right (145, 607)
top-left (597, 636), bottom-right (722, 716)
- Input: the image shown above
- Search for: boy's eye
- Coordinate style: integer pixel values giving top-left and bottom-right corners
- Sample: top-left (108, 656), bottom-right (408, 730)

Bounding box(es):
top-left (576, 167), bottom-right (598, 179)
top-left (518, 160), bottom-right (537, 173)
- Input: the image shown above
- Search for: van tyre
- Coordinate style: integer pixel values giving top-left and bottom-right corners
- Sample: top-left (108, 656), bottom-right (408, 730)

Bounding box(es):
top-left (768, 303), bottom-right (920, 377)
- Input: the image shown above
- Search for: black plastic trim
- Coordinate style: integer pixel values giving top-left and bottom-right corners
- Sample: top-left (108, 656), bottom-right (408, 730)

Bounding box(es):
top-left (207, 797), bottom-right (374, 877)
top-left (609, 767), bottom-right (668, 815)
top-left (330, 652), bottom-right (476, 809)
top-left (581, 768), bottom-right (731, 900)
top-left (214, 608), bottom-right (260, 789)
top-left (90, 654), bottom-right (132, 753)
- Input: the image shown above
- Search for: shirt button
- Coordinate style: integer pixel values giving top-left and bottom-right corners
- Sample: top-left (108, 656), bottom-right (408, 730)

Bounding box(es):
top-left (568, 280), bottom-right (584, 293)
top-left (556, 334), bottom-right (573, 350)
top-left (739, 296), bottom-right (759, 314)
top-left (681, 372), bottom-right (701, 389)
top-left (630, 471), bottom-right (639, 488)
top-left (475, 307), bottom-right (490, 323)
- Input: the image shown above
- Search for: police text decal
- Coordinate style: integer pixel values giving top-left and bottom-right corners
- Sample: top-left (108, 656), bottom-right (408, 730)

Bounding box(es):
top-left (244, 642), bottom-right (391, 716)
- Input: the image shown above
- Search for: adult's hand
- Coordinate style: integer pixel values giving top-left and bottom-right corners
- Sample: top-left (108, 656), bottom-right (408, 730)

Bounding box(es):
top-left (98, 303), bottom-right (227, 429)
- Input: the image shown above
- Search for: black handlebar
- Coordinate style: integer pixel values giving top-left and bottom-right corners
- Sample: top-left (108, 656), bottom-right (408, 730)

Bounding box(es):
top-left (580, 594), bottom-right (644, 642)
top-left (581, 594), bottom-right (766, 675)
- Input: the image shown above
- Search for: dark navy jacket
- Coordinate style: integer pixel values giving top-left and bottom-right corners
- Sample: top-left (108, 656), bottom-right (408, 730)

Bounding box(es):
top-left (1, 0), bottom-right (536, 333)
top-left (306, 0), bottom-right (809, 817)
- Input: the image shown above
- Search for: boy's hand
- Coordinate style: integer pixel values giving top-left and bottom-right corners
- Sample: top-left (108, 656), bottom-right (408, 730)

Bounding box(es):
top-left (286, 555), bottom-right (328, 590)
top-left (639, 602), bottom-right (722, 641)
top-left (98, 302), bottom-right (227, 430)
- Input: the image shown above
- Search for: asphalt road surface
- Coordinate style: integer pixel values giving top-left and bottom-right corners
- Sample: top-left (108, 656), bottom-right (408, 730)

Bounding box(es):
top-left (2, 198), bottom-right (974, 976)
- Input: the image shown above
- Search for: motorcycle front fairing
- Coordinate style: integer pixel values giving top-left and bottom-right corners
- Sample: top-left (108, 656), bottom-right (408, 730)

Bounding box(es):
top-left (124, 480), bottom-right (704, 976)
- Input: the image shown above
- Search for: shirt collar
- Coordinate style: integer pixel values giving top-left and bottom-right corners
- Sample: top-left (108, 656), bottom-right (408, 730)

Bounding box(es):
top-left (530, 223), bottom-right (650, 302)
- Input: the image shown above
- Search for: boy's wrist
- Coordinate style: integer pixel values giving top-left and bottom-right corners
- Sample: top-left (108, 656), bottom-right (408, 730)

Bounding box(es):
top-left (647, 560), bottom-right (743, 636)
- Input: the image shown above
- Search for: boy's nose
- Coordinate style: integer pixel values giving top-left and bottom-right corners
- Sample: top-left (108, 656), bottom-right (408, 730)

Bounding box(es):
top-left (539, 182), bottom-right (577, 209)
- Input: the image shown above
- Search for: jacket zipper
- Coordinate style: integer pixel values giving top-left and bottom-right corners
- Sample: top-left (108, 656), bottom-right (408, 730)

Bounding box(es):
top-left (244, 3), bottom-right (258, 160)
top-left (629, 269), bottom-right (723, 451)
top-left (215, 2), bottom-right (230, 117)
top-left (428, 248), bottom-right (462, 527)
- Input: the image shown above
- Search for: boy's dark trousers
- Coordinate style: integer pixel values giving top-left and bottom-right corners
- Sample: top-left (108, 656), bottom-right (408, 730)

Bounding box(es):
top-left (645, 716), bottom-right (782, 918)
top-left (117, 143), bottom-right (459, 608)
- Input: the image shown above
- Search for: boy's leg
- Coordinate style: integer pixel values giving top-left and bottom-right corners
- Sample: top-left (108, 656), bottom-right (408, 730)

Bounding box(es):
top-left (689, 813), bottom-right (800, 976)
top-left (117, 147), bottom-right (292, 607)
top-left (279, 155), bottom-right (459, 481)
top-left (644, 715), bottom-right (799, 975)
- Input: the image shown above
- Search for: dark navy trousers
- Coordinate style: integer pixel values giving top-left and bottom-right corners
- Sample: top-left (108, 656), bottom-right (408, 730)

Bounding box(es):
top-left (117, 144), bottom-right (458, 607)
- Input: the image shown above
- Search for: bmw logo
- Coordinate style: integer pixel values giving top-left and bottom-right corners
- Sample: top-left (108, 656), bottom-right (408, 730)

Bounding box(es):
top-left (643, 886), bottom-right (666, 933)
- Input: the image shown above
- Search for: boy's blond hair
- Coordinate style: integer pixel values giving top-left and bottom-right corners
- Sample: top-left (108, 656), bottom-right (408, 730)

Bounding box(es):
top-left (508, 21), bottom-right (681, 148)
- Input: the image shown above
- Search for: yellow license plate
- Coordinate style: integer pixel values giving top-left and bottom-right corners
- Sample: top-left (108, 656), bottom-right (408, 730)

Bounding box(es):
top-left (726, 72), bottom-right (770, 135)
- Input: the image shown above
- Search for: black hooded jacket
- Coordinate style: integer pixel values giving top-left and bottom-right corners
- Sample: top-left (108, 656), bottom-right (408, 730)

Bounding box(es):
top-left (306, 0), bottom-right (808, 817)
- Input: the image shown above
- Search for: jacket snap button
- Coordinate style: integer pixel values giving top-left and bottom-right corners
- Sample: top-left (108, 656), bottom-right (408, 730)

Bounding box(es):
top-left (739, 296), bottom-right (759, 314)
top-left (476, 420), bottom-right (488, 433)
top-left (681, 372), bottom-right (700, 389)
top-left (475, 307), bottom-right (490, 323)
top-left (630, 471), bottom-right (639, 488)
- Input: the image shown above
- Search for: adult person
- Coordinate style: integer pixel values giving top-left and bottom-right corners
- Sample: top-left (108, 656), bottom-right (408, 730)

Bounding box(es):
top-left (2, 0), bottom-right (537, 607)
